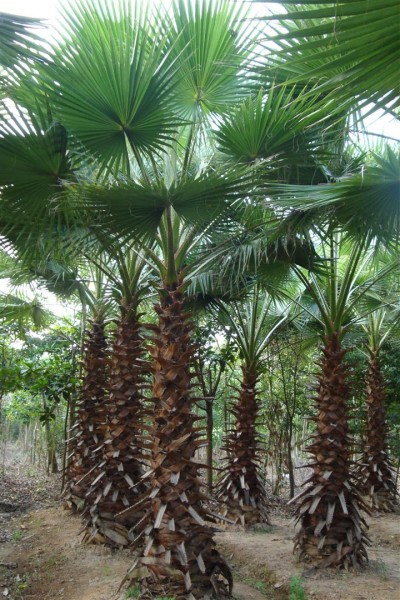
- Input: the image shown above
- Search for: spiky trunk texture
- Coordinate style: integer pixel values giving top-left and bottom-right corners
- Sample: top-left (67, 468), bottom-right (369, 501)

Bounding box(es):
top-left (120, 284), bottom-right (232, 600)
top-left (215, 366), bottom-right (270, 526)
top-left (64, 319), bottom-right (109, 511)
top-left (357, 352), bottom-right (397, 512)
top-left (293, 334), bottom-right (370, 569)
top-left (82, 308), bottom-right (150, 547)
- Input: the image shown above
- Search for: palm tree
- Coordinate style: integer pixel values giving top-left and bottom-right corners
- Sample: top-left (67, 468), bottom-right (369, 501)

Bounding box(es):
top-left (214, 288), bottom-right (288, 526)
top-left (285, 230), bottom-right (399, 568)
top-left (79, 245), bottom-right (152, 547)
top-left (63, 265), bottom-right (112, 513)
top-left (21, 1), bottom-right (256, 595)
top-left (355, 304), bottom-right (399, 512)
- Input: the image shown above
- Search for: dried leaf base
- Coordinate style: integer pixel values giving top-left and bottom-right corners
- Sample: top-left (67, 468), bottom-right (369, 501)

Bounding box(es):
top-left (123, 542), bottom-right (232, 599)
top-left (358, 463), bottom-right (398, 513)
top-left (357, 354), bottom-right (398, 513)
top-left (216, 474), bottom-right (270, 527)
top-left (215, 368), bottom-right (270, 527)
top-left (63, 320), bottom-right (109, 512)
top-left (293, 335), bottom-right (370, 569)
top-left (121, 284), bottom-right (232, 599)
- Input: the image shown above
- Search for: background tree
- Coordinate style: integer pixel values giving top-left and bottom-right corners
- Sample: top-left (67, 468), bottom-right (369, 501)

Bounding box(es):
top-left (355, 298), bottom-right (400, 511)
top-left (214, 288), bottom-right (288, 526)
top-left (286, 226), bottom-right (398, 568)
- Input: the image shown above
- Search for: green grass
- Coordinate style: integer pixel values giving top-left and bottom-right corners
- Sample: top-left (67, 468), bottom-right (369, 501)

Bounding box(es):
top-left (243, 576), bottom-right (268, 594)
top-left (289, 575), bottom-right (307, 600)
top-left (11, 529), bottom-right (23, 542)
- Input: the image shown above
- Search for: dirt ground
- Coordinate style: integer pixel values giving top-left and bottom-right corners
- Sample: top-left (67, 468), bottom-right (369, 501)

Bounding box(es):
top-left (0, 450), bottom-right (399, 600)
top-left (217, 513), bottom-right (400, 600)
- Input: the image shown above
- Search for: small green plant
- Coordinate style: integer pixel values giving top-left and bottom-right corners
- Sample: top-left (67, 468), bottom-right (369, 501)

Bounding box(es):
top-left (125, 585), bottom-right (141, 598)
top-left (289, 575), bottom-right (307, 600)
top-left (243, 577), bottom-right (267, 593)
top-left (14, 574), bottom-right (30, 597)
top-left (11, 529), bottom-right (23, 542)
top-left (371, 559), bottom-right (389, 580)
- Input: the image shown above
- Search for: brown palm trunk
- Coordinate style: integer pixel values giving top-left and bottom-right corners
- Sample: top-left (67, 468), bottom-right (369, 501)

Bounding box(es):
top-left (121, 283), bottom-right (232, 599)
top-left (64, 319), bottom-right (109, 511)
top-left (82, 307), bottom-right (150, 546)
top-left (357, 352), bottom-right (397, 511)
top-left (215, 365), bottom-right (270, 526)
top-left (293, 333), bottom-right (370, 568)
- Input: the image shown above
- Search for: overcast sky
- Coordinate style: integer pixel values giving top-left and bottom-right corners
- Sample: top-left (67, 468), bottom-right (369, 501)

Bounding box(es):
top-left (1, 0), bottom-right (59, 19)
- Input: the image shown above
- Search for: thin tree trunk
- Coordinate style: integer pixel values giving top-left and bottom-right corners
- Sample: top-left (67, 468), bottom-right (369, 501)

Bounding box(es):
top-left (61, 398), bottom-right (70, 491)
top-left (287, 421), bottom-right (295, 499)
top-left (293, 333), bottom-right (370, 568)
top-left (122, 283), bottom-right (232, 599)
top-left (205, 398), bottom-right (214, 493)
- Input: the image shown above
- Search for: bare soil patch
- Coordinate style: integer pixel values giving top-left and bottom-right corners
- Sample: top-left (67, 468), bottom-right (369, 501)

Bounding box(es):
top-left (0, 450), bottom-right (399, 600)
top-left (217, 510), bottom-right (400, 600)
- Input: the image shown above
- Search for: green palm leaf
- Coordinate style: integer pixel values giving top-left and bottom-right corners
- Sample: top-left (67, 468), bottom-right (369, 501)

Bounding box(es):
top-left (0, 12), bottom-right (45, 70)
top-left (215, 85), bottom-right (332, 184)
top-left (268, 147), bottom-right (400, 242)
top-left (70, 167), bottom-right (253, 243)
top-left (0, 293), bottom-right (54, 331)
top-left (263, 1), bottom-right (400, 114)
top-left (162, 0), bottom-right (252, 119)
top-left (0, 102), bottom-right (76, 245)
top-left (48, 0), bottom-right (179, 174)
top-left (0, 104), bottom-right (73, 200)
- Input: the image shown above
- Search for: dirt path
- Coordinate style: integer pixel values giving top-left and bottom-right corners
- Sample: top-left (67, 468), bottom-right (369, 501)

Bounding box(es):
top-left (0, 508), bottom-right (268, 600)
top-left (1, 505), bottom-right (399, 600)
top-left (217, 513), bottom-right (400, 600)
top-left (0, 450), bottom-right (399, 600)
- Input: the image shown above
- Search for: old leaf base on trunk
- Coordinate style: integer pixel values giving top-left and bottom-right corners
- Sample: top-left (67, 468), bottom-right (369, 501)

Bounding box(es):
top-left (64, 320), bottom-right (109, 513)
top-left (357, 353), bottom-right (398, 512)
top-left (215, 367), bottom-right (270, 527)
top-left (293, 335), bottom-right (370, 569)
top-left (82, 309), bottom-right (150, 547)
top-left (120, 285), bottom-right (232, 599)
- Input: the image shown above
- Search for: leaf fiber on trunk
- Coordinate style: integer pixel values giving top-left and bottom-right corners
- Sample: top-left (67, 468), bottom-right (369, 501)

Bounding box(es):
top-left (293, 334), bottom-right (370, 569)
top-left (356, 353), bottom-right (397, 512)
top-left (122, 284), bottom-right (232, 599)
top-left (215, 366), bottom-right (270, 526)
top-left (82, 308), bottom-right (150, 547)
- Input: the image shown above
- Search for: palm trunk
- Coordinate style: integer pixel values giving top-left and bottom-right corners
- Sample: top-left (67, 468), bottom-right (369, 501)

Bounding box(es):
top-left (122, 283), bottom-right (232, 599)
top-left (293, 333), bottom-right (370, 568)
top-left (357, 352), bottom-right (397, 511)
top-left (215, 365), bottom-right (270, 526)
top-left (82, 307), bottom-right (150, 547)
top-left (205, 398), bottom-right (214, 493)
top-left (64, 319), bottom-right (109, 511)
